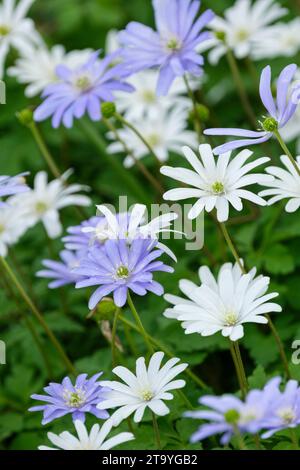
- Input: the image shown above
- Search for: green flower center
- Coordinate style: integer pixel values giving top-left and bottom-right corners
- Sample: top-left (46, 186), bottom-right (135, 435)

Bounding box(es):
top-left (166, 38), bottom-right (181, 51)
top-left (211, 181), bottom-right (224, 195)
top-left (141, 390), bottom-right (154, 401)
top-left (224, 409), bottom-right (240, 424)
top-left (35, 201), bottom-right (48, 214)
top-left (277, 407), bottom-right (295, 424)
top-left (261, 117), bottom-right (278, 132)
top-left (116, 265), bottom-right (129, 279)
top-left (0, 25), bottom-right (10, 36)
top-left (147, 133), bottom-right (160, 147)
top-left (142, 90), bottom-right (156, 103)
top-left (235, 29), bottom-right (249, 41)
top-left (215, 31), bottom-right (226, 42)
top-left (0, 224), bottom-right (5, 234)
top-left (63, 388), bottom-right (86, 408)
top-left (75, 76), bottom-right (92, 91)
top-left (224, 312), bottom-right (238, 326)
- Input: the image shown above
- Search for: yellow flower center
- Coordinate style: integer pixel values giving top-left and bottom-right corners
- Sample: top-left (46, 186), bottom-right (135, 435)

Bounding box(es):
top-left (166, 38), bottom-right (181, 51)
top-left (63, 388), bottom-right (86, 408)
top-left (235, 29), bottom-right (249, 41)
top-left (0, 224), bottom-right (5, 234)
top-left (224, 312), bottom-right (238, 326)
top-left (141, 390), bottom-right (154, 401)
top-left (211, 181), bottom-right (224, 195)
top-left (147, 133), bottom-right (160, 147)
top-left (35, 201), bottom-right (48, 214)
top-left (116, 265), bottom-right (129, 279)
top-left (277, 407), bottom-right (295, 424)
top-left (142, 90), bottom-right (156, 103)
top-left (75, 76), bottom-right (92, 91)
top-left (0, 25), bottom-right (10, 36)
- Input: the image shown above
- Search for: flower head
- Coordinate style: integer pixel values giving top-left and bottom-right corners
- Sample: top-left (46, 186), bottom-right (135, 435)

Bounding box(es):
top-left (0, 201), bottom-right (29, 256)
top-left (259, 155), bottom-right (300, 213)
top-left (0, 172), bottom-right (29, 202)
top-left (15, 170), bottom-right (91, 239)
top-left (29, 373), bottom-right (109, 425)
top-left (62, 216), bottom-right (103, 254)
top-left (119, 0), bottom-right (214, 95)
top-left (39, 419), bottom-right (134, 450)
top-left (161, 144), bottom-right (271, 222)
top-left (97, 351), bottom-right (187, 426)
top-left (164, 261), bottom-right (281, 341)
top-left (204, 64), bottom-right (300, 154)
top-left (75, 238), bottom-right (174, 309)
top-left (252, 18), bottom-right (300, 60)
top-left (34, 51), bottom-right (133, 128)
top-left (36, 249), bottom-right (84, 288)
top-left (0, 0), bottom-right (41, 77)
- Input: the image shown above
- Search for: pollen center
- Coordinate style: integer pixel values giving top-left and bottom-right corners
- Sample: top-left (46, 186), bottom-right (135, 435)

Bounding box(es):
top-left (141, 390), bottom-right (154, 401)
top-left (63, 388), bottom-right (86, 408)
top-left (166, 38), bottom-right (181, 51)
top-left (142, 90), bottom-right (156, 103)
top-left (0, 223), bottom-right (5, 234)
top-left (147, 133), bottom-right (160, 147)
top-left (0, 25), bottom-right (10, 36)
top-left (211, 181), bottom-right (224, 195)
top-left (277, 407), bottom-right (295, 424)
top-left (261, 117), bottom-right (278, 132)
top-left (235, 29), bottom-right (249, 41)
top-left (116, 265), bottom-right (129, 279)
top-left (75, 76), bottom-right (92, 91)
top-left (35, 201), bottom-right (48, 214)
top-left (224, 312), bottom-right (238, 326)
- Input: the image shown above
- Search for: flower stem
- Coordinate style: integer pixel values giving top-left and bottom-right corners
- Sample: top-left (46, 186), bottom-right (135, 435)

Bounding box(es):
top-left (219, 222), bottom-right (245, 273)
top-left (102, 116), bottom-right (164, 196)
top-left (0, 256), bottom-right (76, 375)
top-left (226, 48), bottom-right (257, 128)
top-left (114, 112), bottom-right (162, 167)
top-left (118, 314), bottom-right (208, 389)
top-left (152, 412), bottom-right (162, 449)
top-left (289, 429), bottom-right (299, 450)
top-left (183, 74), bottom-right (203, 142)
top-left (233, 425), bottom-right (248, 450)
top-left (274, 130), bottom-right (300, 178)
top-left (229, 341), bottom-right (246, 398)
top-left (28, 122), bottom-right (61, 179)
top-left (111, 308), bottom-right (120, 368)
top-left (127, 292), bottom-right (154, 354)
top-left (78, 119), bottom-right (150, 204)
top-left (233, 341), bottom-right (248, 394)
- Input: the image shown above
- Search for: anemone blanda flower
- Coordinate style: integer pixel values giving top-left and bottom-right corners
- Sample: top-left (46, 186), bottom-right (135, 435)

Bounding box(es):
top-left (82, 204), bottom-right (179, 261)
top-left (39, 419), bottom-right (134, 451)
top-left (252, 18), bottom-right (300, 61)
top-left (63, 216), bottom-right (103, 253)
top-left (97, 352), bottom-right (187, 426)
top-left (0, 0), bottom-right (42, 78)
top-left (0, 172), bottom-right (29, 201)
top-left (107, 107), bottom-right (197, 167)
top-left (204, 64), bottom-right (300, 155)
top-left (13, 170), bottom-right (91, 239)
top-left (198, 0), bottom-right (287, 65)
top-left (36, 250), bottom-right (84, 288)
top-left (161, 144), bottom-right (271, 222)
top-left (0, 201), bottom-right (29, 256)
top-left (260, 378), bottom-right (300, 438)
top-left (29, 373), bottom-right (109, 425)
top-left (164, 261), bottom-right (281, 341)
top-left (8, 45), bottom-right (92, 97)
top-left (259, 155), bottom-right (300, 213)
top-left (75, 238), bottom-right (173, 309)
top-left (184, 377), bottom-right (282, 444)
top-left (119, 0), bottom-right (214, 96)
top-left (34, 51), bottom-right (133, 128)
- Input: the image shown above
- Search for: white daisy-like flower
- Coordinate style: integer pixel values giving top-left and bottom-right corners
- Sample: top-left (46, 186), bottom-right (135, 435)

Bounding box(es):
top-left (0, 200), bottom-right (29, 256)
top-left (12, 170), bottom-right (91, 239)
top-left (198, 0), bottom-right (287, 64)
top-left (8, 45), bottom-right (92, 97)
top-left (39, 419), bottom-right (134, 450)
top-left (97, 352), bottom-right (187, 426)
top-left (161, 144), bottom-right (271, 222)
top-left (0, 0), bottom-right (42, 77)
top-left (83, 203), bottom-right (179, 260)
top-left (105, 28), bottom-right (120, 55)
top-left (164, 262), bottom-right (282, 341)
top-left (252, 19), bottom-right (300, 60)
top-left (259, 155), bottom-right (300, 212)
top-left (114, 70), bottom-right (190, 121)
top-left (107, 108), bottom-right (197, 167)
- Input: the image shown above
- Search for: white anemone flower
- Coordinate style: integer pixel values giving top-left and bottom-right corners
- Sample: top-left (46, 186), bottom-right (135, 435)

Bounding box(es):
top-left (0, 0), bottom-right (42, 77)
top-left (114, 70), bottom-right (190, 121)
top-left (252, 19), bottom-right (300, 60)
top-left (107, 107), bottom-right (197, 167)
top-left (198, 0), bottom-right (287, 64)
top-left (8, 45), bottom-right (92, 97)
top-left (39, 419), bottom-right (134, 451)
top-left (82, 203), bottom-right (179, 261)
top-left (164, 262), bottom-right (282, 341)
top-left (161, 144), bottom-right (271, 222)
top-left (0, 200), bottom-right (29, 256)
top-left (97, 352), bottom-right (187, 426)
top-left (12, 170), bottom-right (91, 239)
top-left (259, 155), bottom-right (300, 212)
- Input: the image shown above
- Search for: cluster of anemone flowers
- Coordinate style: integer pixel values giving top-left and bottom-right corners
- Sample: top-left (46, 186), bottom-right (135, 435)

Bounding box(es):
top-left (1, 0), bottom-right (300, 453)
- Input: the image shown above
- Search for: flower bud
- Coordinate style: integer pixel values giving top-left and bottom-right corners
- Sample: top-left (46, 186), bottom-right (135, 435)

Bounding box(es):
top-left (94, 297), bottom-right (117, 321)
top-left (261, 117), bottom-right (278, 132)
top-left (224, 409), bottom-right (240, 424)
top-left (101, 102), bottom-right (116, 119)
top-left (16, 108), bottom-right (34, 126)
top-left (215, 31), bottom-right (226, 42)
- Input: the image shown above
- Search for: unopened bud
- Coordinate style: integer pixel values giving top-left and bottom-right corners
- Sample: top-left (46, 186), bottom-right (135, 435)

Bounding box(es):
top-left (16, 108), bottom-right (34, 126)
top-left (101, 102), bottom-right (116, 119)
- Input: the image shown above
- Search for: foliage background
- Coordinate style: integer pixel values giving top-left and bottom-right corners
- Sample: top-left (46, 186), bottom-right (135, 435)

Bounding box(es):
top-left (0, 0), bottom-right (300, 450)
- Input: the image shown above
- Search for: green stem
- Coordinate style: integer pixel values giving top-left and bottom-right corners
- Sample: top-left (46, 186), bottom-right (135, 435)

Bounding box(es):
top-left (102, 116), bottom-right (164, 196)
top-left (233, 425), bottom-right (248, 450)
top-left (114, 112), bottom-right (162, 167)
top-left (219, 222), bottom-right (245, 273)
top-left (229, 341), bottom-right (246, 398)
top-left (152, 412), bottom-right (162, 449)
top-left (233, 341), bottom-right (248, 395)
top-left (111, 308), bottom-right (120, 368)
top-left (274, 130), bottom-right (300, 177)
top-left (118, 314), bottom-right (208, 390)
top-left (78, 119), bottom-right (149, 204)
top-left (289, 429), bottom-right (299, 450)
top-left (0, 256), bottom-right (76, 375)
top-left (184, 75), bottom-right (203, 142)
top-left (29, 122), bottom-right (61, 179)
top-left (127, 417), bottom-right (135, 434)
top-left (226, 48), bottom-right (257, 128)
top-left (123, 321), bottom-right (138, 356)
top-left (127, 292), bottom-right (154, 354)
